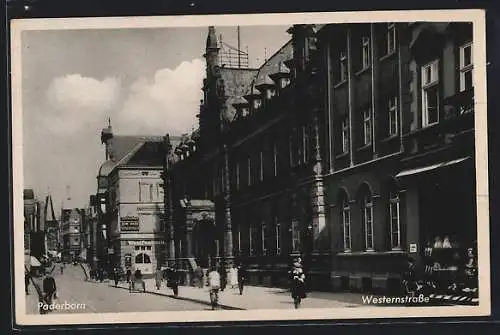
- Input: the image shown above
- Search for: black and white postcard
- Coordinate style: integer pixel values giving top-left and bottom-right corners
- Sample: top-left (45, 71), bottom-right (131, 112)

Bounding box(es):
top-left (11, 10), bottom-right (490, 325)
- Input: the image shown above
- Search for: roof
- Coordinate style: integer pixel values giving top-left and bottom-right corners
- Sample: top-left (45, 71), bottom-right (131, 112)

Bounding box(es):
top-left (220, 68), bottom-right (259, 122)
top-left (98, 134), bottom-right (181, 177)
top-left (218, 40), bottom-right (293, 123)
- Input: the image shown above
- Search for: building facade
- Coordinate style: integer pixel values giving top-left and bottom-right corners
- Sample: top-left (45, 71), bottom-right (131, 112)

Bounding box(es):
top-left (97, 124), bottom-right (177, 275)
top-left (165, 22), bottom-right (476, 293)
top-left (60, 208), bottom-right (83, 262)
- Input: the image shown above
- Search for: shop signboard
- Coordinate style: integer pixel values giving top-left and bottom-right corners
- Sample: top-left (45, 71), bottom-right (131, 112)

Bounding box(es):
top-left (120, 216), bottom-right (139, 231)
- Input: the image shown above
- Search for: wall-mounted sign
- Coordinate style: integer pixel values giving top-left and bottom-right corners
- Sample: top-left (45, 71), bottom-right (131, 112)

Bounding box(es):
top-left (409, 243), bottom-right (417, 253)
top-left (127, 240), bottom-right (165, 246)
top-left (120, 216), bottom-right (139, 231)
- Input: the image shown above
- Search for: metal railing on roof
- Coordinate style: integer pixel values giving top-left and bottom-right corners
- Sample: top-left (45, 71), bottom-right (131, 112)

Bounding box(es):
top-left (218, 41), bottom-right (249, 68)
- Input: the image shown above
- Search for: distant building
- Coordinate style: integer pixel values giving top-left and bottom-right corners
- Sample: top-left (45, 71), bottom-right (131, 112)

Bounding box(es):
top-left (24, 189), bottom-right (45, 260)
top-left (60, 208), bottom-right (83, 262)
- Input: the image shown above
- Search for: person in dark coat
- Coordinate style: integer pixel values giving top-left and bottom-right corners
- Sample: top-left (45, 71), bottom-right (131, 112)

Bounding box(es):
top-left (113, 267), bottom-right (120, 287)
top-left (219, 265), bottom-right (227, 292)
top-left (237, 264), bottom-right (247, 295)
top-left (126, 268), bottom-right (132, 283)
top-left (42, 273), bottom-right (57, 305)
top-left (155, 268), bottom-right (163, 290)
top-left (290, 262), bottom-right (306, 309)
top-left (166, 267), bottom-right (179, 297)
top-left (194, 266), bottom-right (204, 288)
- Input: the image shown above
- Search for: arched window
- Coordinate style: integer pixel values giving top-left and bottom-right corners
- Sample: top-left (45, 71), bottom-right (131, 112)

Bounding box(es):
top-left (339, 191), bottom-right (351, 252)
top-left (389, 183), bottom-right (401, 250)
top-left (360, 185), bottom-right (374, 251)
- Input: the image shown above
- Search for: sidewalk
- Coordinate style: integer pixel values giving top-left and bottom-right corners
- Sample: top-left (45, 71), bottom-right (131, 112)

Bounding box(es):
top-left (112, 278), bottom-right (366, 310)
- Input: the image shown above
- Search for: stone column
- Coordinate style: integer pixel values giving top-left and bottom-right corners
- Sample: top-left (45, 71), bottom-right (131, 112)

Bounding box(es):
top-left (311, 113), bottom-right (326, 252)
top-left (222, 144), bottom-right (234, 269)
top-left (165, 176), bottom-right (176, 268)
top-left (185, 200), bottom-right (194, 258)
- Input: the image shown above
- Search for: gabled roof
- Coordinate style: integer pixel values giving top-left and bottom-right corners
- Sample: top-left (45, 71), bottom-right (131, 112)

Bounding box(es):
top-left (98, 134), bottom-right (181, 177)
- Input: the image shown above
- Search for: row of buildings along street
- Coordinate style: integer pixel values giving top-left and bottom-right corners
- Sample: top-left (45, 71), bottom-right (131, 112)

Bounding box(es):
top-left (24, 22), bottom-right (478, 306)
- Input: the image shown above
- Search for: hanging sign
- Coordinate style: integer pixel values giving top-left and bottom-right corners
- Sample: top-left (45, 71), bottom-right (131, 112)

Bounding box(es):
top-left (409, 243), bottom-right (417, 253)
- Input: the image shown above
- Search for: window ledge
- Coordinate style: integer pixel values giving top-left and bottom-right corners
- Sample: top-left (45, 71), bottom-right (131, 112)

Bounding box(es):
top-left (335, 152), bottom-right (350, 159)
top-left (334, 80), bottom-right (348, 89)
top-left (357, 143), bottom-right (372, 151)
top-left (354, 66), bottom-right (371, 76)
top-left (336, 250), bottom-right (406, 256)
top-left (380, 51), bottom-right (397, 62)
top-left (380, 134), bottom-right (399, 143)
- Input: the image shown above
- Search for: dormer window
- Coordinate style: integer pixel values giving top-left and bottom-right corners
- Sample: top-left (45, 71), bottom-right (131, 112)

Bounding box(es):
top-left (266, 88), bottom-right (276, 100)
top-left (254, 99), bottom-right (262, 110)
top-left (241, 107), bottom-right (249, 117)
top-left (281, 78), bottom-right (290, 88)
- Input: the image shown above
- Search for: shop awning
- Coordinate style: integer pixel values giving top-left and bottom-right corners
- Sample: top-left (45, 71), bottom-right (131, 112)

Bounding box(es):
top-left (395, 156), bottom-right (471, 178)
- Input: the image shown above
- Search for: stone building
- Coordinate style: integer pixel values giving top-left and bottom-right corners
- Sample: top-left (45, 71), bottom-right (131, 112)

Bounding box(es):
top-left (165, 22), bottom-right (477, 293)
top-left (97, 123), bottom-right (180, 275)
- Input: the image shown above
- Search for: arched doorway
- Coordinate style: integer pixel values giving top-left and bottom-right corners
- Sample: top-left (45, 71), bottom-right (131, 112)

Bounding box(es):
top-left (192, 218), bottom-right (217, 268)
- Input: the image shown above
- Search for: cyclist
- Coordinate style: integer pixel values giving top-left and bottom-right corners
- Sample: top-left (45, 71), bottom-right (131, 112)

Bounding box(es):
top-left (208, 266), bottom-right (221, 310)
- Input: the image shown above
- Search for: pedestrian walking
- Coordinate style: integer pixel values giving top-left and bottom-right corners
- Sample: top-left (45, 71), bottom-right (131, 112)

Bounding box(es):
top-left (155, 267), bottom-right (163, 290)
top-left (113, 266), bottom-right (120, 287)
top-left (42, 273), bottom-right (57, 307)
top-left (25, 269), bottom-right (31, 295)
top-left (208, 266), bottom-right (221, 310)
top-left (219, 265), bottom-right (227, 292)
top-left (166, 267), bottom-right (179, 297)
top-left (59, 262), bottom-right (64, 275)
top-left (237, 263), bottom-right (247, 295)
top-left (97, 267), bottom-right (104, 283)
top-left (126, 268), bottom-right (132, 283)
top-left (194, 266), bottom-right (204, 288)
top-left (290, 261), bottom-right (306, 309)
top-left (229, 264), bottom-right (238, 289)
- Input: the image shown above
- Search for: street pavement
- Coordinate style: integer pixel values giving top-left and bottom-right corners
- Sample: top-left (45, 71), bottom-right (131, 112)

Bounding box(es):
top-left (25, 264), bottom-right (216, 314)
top-left (115, 278), bottom-right (366, 310)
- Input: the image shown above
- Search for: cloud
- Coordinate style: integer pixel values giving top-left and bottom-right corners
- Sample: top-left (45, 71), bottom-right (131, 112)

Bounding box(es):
top-left (45, 74), bottom-right (120, 134)
top-left (116, 58), bottom-right (205, 135)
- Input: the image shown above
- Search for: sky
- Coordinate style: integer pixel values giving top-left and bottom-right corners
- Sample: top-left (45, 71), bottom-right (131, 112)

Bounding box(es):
top-left (21, 25), bottom-right (291, 216)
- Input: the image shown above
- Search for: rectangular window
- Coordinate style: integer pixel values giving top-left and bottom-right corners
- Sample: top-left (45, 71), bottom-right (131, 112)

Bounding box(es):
top-left (388, 96), bottom-right (398, 136)
top-left (291, 219), bottom-right (301, 253)
top-left (247, 157), bottom-right (252, 186)
top-left (390, 193), bottom-right (401, 250)
top-left (302, 126), bottom-right (309, 163)
top-left (237, 229), bottom-right (241, 254)
top-left (249, 225), bottom-right (253, 255)
top-left (421, 59), bottom-right (440, 127)
top-left (340, 50), bottom-right (348, 82)
top-left (342, 204), bottom-right (351, 251)
top-left (341, 118), bottom-right (349, 153)
top-left (275, 218), bottom-right (281, 255)
top-left (261, 221), bottom-right (267, 254)
top-left (259, 151), bottom-right (264, 182)
top-left (273, 142), bottom-right (278, 177)
top-left (364, 196), bottom-right (374, 251)
top-left (387, 23), bottom-right (396, 55)
top-left (363, 108), bottom-right (372, 145)
top-left (362, 36), bottom-right (371, 69)
top-left (139, 183), bottom-right (151, 203)
top-left (459, 42), bottom-right (473, 92)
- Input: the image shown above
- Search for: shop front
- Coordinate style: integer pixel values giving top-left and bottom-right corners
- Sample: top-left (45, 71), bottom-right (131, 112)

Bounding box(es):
top-left (120, 239), bottom-right (165, 275)
top-left (396, 155), bottom-right (478, 297)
